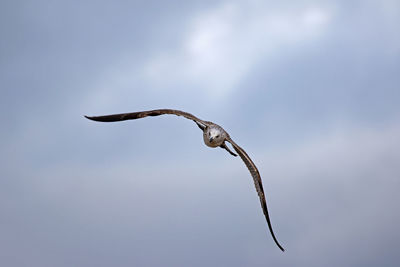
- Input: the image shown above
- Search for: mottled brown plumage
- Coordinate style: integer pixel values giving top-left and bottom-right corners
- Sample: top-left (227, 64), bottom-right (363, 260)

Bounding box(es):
top-left (85, 108), bottom-right (284, 251)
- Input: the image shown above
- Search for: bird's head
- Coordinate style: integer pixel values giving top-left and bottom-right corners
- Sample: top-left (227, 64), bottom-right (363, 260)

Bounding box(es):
top-left (204, 126), bottom-right (225, 147)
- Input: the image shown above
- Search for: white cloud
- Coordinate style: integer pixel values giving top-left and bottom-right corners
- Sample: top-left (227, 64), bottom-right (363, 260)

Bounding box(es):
top-left (78, 1), bottom-right (335, 112)
top-left (142, 1), bottom-right (333, 98)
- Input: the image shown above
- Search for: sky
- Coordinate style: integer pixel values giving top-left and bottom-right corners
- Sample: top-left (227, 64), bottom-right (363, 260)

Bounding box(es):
top-left (1, 0), bottom-right (399, 266)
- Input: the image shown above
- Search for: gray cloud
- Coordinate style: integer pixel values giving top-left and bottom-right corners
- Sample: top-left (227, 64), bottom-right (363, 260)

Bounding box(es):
top-left (1, 0), bottom-right (399, 266)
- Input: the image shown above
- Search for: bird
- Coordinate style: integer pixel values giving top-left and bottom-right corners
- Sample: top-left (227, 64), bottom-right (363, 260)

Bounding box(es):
top-left (85, 108), bottom-right (285, 251)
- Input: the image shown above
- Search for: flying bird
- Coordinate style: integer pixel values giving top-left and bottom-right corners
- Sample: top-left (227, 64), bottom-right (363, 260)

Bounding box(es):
top-left (85, 109), bottom-right (285, 251)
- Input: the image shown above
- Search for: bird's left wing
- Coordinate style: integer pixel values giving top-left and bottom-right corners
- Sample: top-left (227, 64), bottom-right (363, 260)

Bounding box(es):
top-left (226, 138), bottom-right (285, 251)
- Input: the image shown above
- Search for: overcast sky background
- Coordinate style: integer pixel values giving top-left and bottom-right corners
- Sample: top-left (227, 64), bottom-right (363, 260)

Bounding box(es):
top-left (1, 0), bottom-right (399, 266)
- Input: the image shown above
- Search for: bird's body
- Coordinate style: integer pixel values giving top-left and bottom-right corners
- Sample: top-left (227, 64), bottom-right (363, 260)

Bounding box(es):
top-left (204, 124), bottom-right (227, 147)
top-left (85, 108), bottom-right (285, 251)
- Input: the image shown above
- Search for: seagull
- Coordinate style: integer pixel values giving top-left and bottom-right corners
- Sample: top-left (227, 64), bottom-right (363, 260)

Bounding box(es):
top-left (85, 109), bottom-right (285, 251)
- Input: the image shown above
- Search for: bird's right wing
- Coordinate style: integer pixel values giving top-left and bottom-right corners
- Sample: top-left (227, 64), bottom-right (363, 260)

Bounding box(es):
top-left (85, 109), bottom-right (209, 126)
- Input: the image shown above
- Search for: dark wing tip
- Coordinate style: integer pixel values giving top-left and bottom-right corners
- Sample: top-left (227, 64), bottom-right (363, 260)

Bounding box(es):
top-left (84, 115), bottom-right (107, 122)
top-left (84, 115), bottom-right (96, 121)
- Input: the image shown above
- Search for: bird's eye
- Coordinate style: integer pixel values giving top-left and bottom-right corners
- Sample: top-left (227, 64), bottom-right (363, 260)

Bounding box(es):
top-left (216, 135), bottom-right (219, 138)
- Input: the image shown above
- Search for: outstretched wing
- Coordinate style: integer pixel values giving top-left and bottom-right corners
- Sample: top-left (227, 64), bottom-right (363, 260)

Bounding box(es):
top-left (85, 109), bottom-right (208, 126)
top-left (227, 138), bottom-right (285, 251)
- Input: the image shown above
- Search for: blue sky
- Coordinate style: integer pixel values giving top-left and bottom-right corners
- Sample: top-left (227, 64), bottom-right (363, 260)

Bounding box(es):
top-left (1, 0), bottom-right (399, 266)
